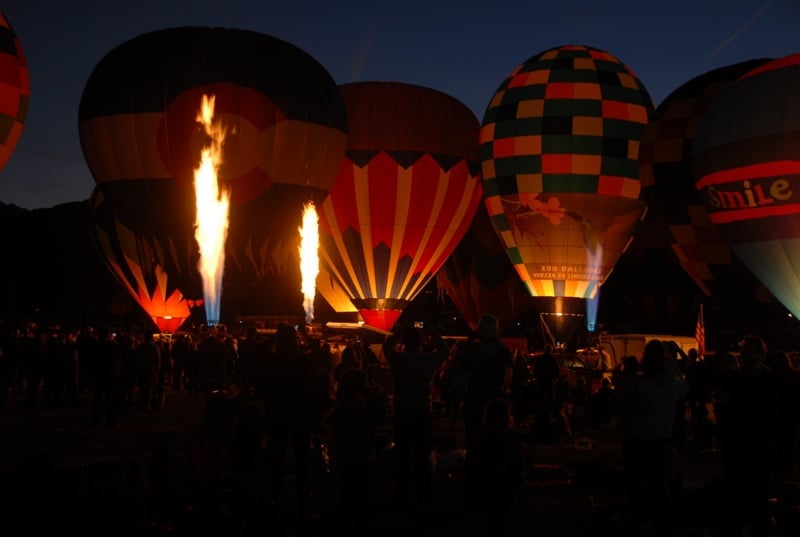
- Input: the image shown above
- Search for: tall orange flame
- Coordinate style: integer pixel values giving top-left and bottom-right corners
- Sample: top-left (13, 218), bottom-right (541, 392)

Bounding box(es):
top-left (194, 94), bottom-right (230, 324)
top-left (299, 202), bottom-right (319, 324)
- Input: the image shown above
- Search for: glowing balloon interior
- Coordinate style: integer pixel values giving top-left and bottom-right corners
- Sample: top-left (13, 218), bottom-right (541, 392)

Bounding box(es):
top-left (319, 82), bottom-right (482, 331)
top-left (80, 27), bottom-right (347, 325)
top-left (693, 54), bottom-right (800, 319)
top-left (480, 45), bottom-right (653, 300)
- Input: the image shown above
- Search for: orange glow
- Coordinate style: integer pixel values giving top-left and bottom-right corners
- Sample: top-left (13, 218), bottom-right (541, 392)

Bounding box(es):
top-left (299, 202), bottom-right (320, 323)
top-left (194, 94), bottom-right (230, 324)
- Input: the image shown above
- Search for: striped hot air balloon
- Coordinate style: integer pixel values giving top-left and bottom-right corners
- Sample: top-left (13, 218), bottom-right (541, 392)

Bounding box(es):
top-left (0, 12), bottom-right (29, 173)
top-left (693, 53), bottom-right (800, 320)
top-left (81, 27), bottom-right (347, 331)
top-left (319, 82), bottom-right (483, 331)
top-left (480, 45), bottom-right (653, 301)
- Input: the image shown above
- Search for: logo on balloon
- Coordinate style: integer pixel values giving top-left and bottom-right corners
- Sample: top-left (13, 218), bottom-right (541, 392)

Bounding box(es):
top-left (158, 83), bottom-right (285, 204)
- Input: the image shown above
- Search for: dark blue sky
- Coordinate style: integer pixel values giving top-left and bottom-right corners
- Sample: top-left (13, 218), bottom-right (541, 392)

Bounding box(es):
top-left (1, 0), bottom-right (798, 209)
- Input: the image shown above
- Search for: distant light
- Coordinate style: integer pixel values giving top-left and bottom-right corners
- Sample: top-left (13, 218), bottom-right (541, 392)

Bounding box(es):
top-left (789, 313), bottom-right (794, 318)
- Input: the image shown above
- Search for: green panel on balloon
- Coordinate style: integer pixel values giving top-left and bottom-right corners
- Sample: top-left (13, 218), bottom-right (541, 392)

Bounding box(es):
top-left (480, 44), bottom-right (652, 299)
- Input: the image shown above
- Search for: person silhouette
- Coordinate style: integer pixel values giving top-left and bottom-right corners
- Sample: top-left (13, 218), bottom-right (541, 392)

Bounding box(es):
top-left (460, 314), bottom-right (513, 448)
top-left (464, 398), bottom-right (524, 537)
top-left (383, 324), bottom-right (449, 506)
top-left (725, 334), bottom-right (775, 536)
top-left (262, 324), bottom-right (328, 520)
top-left (329, 368), bottom-right (385, 536)
top-left (616, 339), bottom-right (687, 537)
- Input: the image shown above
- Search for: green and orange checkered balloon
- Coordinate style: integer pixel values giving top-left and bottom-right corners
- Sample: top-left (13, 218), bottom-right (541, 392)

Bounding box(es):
top-left (480, 44), bottom-right (653, 299)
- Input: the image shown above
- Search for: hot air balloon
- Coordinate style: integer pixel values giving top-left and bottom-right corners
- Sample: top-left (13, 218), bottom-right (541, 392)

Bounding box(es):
top-left (318, 82), bottom-right (483, 331)
top-left (600, 210), bottom-right (701, 334)
top-left (316, 264), bottom-right (359, 314)
top-left (80, 27), bottom-right (347, 332)
top-left (693, 53), bottom-right (800, 320)
top-left (479, 45), bottom-right (653, 307)
top-left (437, 203), bottom-right (538, 332)
top-left (639, 59), bottom-right (772, 295)
top-left (0, 12), bottom-right (29, 173)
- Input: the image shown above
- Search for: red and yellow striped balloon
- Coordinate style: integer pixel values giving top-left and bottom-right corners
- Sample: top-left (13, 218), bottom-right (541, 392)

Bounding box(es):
top-left (319, 82), bottom-right (483, 331)
top-left (0, 12), bottom-right (29, 173)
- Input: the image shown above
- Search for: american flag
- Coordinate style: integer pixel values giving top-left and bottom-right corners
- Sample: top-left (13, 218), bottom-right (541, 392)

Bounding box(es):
top-left (695, 303), bottom-right (705, 357)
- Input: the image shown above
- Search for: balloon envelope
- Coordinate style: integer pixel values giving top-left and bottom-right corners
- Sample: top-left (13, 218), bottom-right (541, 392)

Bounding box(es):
top-left (693, 54), bottom-right (800, 319)
top-left (480, 45), bottom-right (653, 299)
top-left (639, 59), bottom-right (771, 299)
top-left (437, 203), bottom-right (537, 331)
top-left (89, 180), bottom-right (201, 332)
top-left (79, 26), bottom-right (346, 203)
top-left (0, 12), bottom-right (29, 173)
top-left (80, 27), bottom-right (347, 327)
top-left (319, 82), bottom-right (483, 331)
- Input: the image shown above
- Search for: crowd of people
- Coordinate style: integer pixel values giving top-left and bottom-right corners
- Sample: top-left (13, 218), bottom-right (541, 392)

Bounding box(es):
top-left (1, 317), bottom-right (800, 536)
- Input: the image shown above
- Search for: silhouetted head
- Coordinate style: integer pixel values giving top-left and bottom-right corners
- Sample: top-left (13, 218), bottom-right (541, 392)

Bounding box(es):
top-left (274, 324), bottom-right (299, 354)
top-left (400, 326), bottom-right (421, 350)
top-left (740, 333), bottom-right (767, 364)
top-left (641, 339), bottom-right (667, 377)
top-left (621, 355), bottom-right (639, 374)
top-left (477, 314), bottom-right (499, 340)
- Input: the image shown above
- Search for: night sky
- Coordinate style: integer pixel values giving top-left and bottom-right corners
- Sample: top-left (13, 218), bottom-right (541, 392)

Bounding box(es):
top-left (1, 0), bottom-right (798, 209)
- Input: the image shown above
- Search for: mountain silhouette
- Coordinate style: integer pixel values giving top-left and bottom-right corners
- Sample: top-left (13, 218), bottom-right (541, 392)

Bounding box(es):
top-left (0, 200), bottom-right (138, 327)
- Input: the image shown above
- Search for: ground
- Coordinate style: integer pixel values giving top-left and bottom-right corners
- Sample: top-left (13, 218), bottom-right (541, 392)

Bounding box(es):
top-left (1, 391), bottom-right (798, 536)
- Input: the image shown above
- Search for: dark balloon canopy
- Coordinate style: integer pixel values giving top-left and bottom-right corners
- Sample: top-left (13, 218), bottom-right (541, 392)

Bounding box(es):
top-left (0, 12), bottom-right (29, 174)
top-left (437, 202), bottom-right (538, 332)
top-left (639, 58), bottom-right (770, 299)
top-left (80, 27), bottom-right (348, 330)
top-left (480, 44), bottom-right (653, 300)
top-left (79, 26), bottom-right (347, 204)
top-left (318, 81), bottom-right (483, 331)
top-left (693, 53), bottom-right (800, 320)
top-left (90, 180), bottom-right (201, 332)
